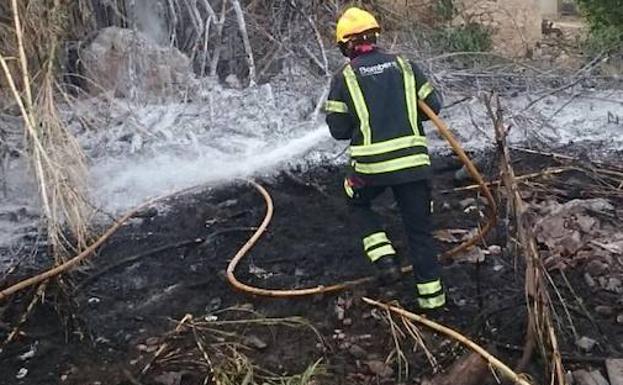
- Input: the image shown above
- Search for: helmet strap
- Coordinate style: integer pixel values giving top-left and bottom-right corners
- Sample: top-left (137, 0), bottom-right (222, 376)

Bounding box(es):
top-left (339, 30), bottom-right (379, 58)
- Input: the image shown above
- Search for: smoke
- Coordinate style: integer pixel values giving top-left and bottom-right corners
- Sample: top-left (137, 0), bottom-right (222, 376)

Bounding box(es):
top-left (133, 0), bottom-right (168, 45)
top-left (89, 124), bottom-right (332, 212)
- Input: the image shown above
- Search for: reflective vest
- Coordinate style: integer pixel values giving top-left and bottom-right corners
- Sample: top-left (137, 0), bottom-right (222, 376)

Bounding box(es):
top-left (325, 51), bottom-right (436, 185)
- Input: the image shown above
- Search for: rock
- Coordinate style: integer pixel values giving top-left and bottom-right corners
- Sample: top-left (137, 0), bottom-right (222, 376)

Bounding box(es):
top-left (366, 360), bottom-right (393, 378)
top-left (433, 229), bottom-right (469, 243)
top-left (586, 260), bottom-right (609, 276)
top-left (617, 314), bottom-right (623, 324)
top-left (576, 336), bottom-right (597, 352)
top-left (224, 74), bottom-right (242, 89)
top-left (595, 306), bottom-right (615, 316)
top-left (18, 346), bottom-right (36, 361)
top-left (206, 297), bottom-right (222, 313)
top-left (335, 302), bottom-right (345, 321)
top-left (81, 27), bottom-right (194, 98)
top-left (16, 368), bottom-right (28, 379)
top-left (459, 198), bottom-right (477, 210)
top-left (133, 207), bottom-right (158, 219)
top-left (488, 245), bottom-right (502, 256)
top-left (606, 359), bottom-right (623, 385)
top-left (243, 335), bottom-right (268, 350)
top-left (603, 278), bottom-right (622, 293)
top-left (585, 272), bottom-right (596, 288)
top-left (349, 344), bottom-right (367, 359)
top-left (456, 247), bottom-right (486, 264)
top-left (154, 371), bottom-right (183, 385)
top-left (428, 351), bottom-right (492, 385)
top-left (573, 370), bottom-right (610, 385)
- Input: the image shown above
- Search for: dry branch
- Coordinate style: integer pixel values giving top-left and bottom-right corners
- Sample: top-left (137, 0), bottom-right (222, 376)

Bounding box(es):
top-left (487, 94), bottom-right (565, 385)
top-left (362, 297), bottom-right (533, 385)
top-left (231, 0), bottom-right (256, 86)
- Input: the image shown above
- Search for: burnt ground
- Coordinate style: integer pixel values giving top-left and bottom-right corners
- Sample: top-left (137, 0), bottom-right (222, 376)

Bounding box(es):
top-left (1, 151), bottom-right (623, 385)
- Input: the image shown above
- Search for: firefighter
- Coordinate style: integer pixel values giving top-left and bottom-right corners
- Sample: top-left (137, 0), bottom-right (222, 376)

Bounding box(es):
top-left (324, 7), bottom-right (445, 310)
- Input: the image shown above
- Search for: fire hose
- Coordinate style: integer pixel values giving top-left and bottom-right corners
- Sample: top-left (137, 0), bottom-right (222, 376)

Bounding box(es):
top-left (225, 101), bottom-right (498, 297)
top-left (0, 102), bottom-right (496, 302)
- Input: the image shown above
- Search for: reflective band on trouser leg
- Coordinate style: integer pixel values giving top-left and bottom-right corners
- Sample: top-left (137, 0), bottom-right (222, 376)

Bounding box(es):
top-left (367, 244), bottom-right (396, 262)
top-left (324, 100), bottom-right (349, 113)
top-left (343, 179), bottom-right (354, 198)
top-left (350, 135), bottom-right (428, 157)
top-left (354, 154), bottom-right (431, 174)
top-left (418, 82), bottom-right (434, 100)
top-left (363, 232), bottom-right (390, 251)
top-left (418, 293), bottom-right (446, 309)
top-left (417, 279), bottom-right (442, 295)
top-left (396, 57), bottom-right (419, 136)
top-left (343, 65), bottom-right (372, 145)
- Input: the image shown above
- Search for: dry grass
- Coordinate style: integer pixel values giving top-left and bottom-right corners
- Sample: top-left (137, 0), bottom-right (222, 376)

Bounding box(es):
top-left (0, 0), bottom-right (94, 261)
top-left (141, 308), bottom-right (326, 385)
top-left (371, 304), bottom-right (439, 382)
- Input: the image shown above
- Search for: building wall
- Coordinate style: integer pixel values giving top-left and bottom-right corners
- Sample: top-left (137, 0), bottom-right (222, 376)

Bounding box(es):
top-left (538, 0), bottom-right (560, 17)
top-left (454, 0), bottom-right (543, 57)
top-left (376, 0), bottom-right (545, 57)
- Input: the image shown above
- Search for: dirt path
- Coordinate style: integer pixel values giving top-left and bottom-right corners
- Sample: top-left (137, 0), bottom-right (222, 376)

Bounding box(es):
top-left (1, 152), bottom-right (622, 385)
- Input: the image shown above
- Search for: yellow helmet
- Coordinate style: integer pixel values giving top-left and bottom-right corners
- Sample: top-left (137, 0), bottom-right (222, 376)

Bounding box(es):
top-left (335, 7), bottom-right (380, 43)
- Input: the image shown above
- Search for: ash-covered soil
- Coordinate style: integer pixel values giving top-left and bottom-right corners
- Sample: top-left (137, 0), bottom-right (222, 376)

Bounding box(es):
top-left (1, 152), bottom-right (622, 385)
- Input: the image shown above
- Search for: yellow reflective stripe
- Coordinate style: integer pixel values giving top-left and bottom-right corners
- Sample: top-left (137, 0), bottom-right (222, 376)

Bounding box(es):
top-left (396, 57), bottom-right (419, 136)
top-left (368, 244), bottom-right (396, 262)
top-left (418, 82), bottom-right (434, 100)
top-left (343, 179), bottom-right (354, 198)
top-left (343, 65), bottom-right (371, 145)
top-left (355, 154), bottom-right (431, 174)
top-left (418, 293), bottom-right (446, 309)
top-left (350, 135), bottom-right (428, 157)
top-left (417, 279), bottom-right (442, 295)
top-left (363, 232), bottom-right (390, 251)
top-left (325, 100), bottom-right (349, 113)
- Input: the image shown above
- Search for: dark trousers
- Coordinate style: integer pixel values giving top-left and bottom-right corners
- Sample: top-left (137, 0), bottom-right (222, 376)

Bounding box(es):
top-left (346, 179), bottom-right (441, 284)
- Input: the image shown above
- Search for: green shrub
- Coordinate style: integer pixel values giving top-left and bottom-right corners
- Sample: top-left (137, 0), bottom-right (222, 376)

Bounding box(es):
top-left (433, 22), bottom-right (492, 52)
top-left (576, 0), bottom-right (623, 52)
top-left (434, 0), bottom-right (456, 22)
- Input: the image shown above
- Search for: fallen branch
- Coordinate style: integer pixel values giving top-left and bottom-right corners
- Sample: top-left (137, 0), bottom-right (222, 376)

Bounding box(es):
top-left (0, 185), bottom-right (205, 302)
top-left (74, 227), bottom-right (255, 292)
top-left (442, 166), bottom-right (575, 194)
top-left (2, 282), bottom-right (47, 347)
top-left (73, 238), bottom-right (203, 292)
top-left (231, 0), bottom-right (256, 86)
top-left (487, 94), bottom-right (565, 384)
top-left (362, 297), bottom-right (533, 385)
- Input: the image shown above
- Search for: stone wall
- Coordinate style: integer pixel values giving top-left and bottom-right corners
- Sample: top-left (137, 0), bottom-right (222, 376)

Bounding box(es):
top-left (454, 0), bottom-right (542, 57)
top-left (81, 27), bottom-right (194, 98)
top-left (375, 0), bottom-right (543, 57)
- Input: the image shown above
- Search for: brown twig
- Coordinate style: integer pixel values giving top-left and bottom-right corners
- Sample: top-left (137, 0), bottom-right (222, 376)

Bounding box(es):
top-left (487, 94), bottom-right (565, 384)
top-left (362, 297), bottom-right (533, 385)
top-left (441, 167), bottom-right (575, 194)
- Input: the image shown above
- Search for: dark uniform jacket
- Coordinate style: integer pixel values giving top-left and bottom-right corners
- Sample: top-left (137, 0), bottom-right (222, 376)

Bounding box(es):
top-left (324, 48), bottom-right (442, 186)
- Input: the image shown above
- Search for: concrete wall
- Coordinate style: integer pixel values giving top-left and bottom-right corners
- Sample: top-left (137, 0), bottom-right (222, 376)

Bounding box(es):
top-left (538, 0), bottom-right (560, 17)
top-left (376, 0), bottom-right (545, 57)
top-left (455, 0), bottom-right (543, 57)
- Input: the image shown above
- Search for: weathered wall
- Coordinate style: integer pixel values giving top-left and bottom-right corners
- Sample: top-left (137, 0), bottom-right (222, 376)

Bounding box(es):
top-left (454, 0), bottom-right (542, 57)
top-left (373, 0), bottom-right (543, 57)
top-left (538, 0), bottom-right (560, 17)
top-left (81, 27), bottom-right (194, 98)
